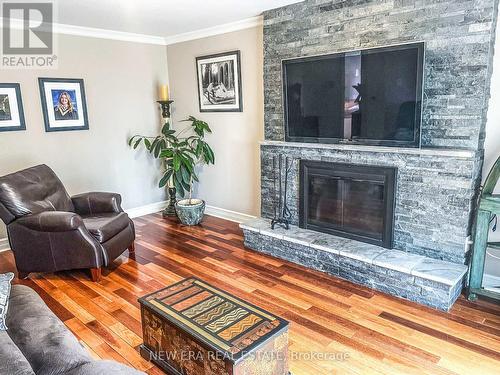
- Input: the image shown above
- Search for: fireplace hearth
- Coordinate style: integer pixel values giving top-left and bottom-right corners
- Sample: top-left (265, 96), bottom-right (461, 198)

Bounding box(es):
top-left (299, 161), bottom-right (396, 248)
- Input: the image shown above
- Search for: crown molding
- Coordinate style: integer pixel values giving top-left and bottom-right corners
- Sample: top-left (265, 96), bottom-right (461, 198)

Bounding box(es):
top-left (2, 15), bottom-right (263, 46)
top-left (53, 23), bottom-right (168, 45)
top-left (163, 16), bottom-right (263, 45)
top-left (1, 17), bottom-right (167, 45)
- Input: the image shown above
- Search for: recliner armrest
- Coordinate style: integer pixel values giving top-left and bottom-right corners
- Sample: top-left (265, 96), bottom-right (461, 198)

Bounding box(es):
top-left (71, 192), bottom-right (123, 215)
top-left (16, 211), bottom-right (84, 232)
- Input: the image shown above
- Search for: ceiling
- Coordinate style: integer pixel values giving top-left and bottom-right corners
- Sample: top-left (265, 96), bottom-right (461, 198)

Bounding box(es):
top-left (52, 0), bottom-right (303, 38)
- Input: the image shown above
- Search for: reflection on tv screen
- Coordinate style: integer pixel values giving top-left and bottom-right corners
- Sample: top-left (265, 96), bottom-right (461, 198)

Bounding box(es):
top-left (283, 43), bottom-right (423, 147)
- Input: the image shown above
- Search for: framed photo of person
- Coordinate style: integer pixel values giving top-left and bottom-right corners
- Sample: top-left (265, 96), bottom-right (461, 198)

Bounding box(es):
top-left (38, 78), bottom-right (89, 132)
top-left (0, 83), bottom-right (26, 132)
top-left (196, 50), bottom-right (243, 112)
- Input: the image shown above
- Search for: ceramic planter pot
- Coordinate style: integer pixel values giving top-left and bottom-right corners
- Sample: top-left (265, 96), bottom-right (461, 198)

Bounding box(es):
top-left (175, 198), bottom-right (205, 226)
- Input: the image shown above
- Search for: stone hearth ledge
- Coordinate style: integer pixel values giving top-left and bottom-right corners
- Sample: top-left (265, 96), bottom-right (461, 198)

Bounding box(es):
top-left (260, 141), bottom-right (476, 159)
top-left (240, 218), bottom-right (467, 311)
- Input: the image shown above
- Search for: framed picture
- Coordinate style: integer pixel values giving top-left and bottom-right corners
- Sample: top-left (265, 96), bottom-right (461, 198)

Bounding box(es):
top-left (196, 50), bottom-right (243, 112)
top-left (0, 83), bottom-right (26, 132)
top-left (38, 78), bottom-right (89, 132)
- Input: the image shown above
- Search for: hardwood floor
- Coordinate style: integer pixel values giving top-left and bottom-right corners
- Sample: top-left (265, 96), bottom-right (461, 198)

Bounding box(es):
top-left (1, 213), bottom-right (500, 374)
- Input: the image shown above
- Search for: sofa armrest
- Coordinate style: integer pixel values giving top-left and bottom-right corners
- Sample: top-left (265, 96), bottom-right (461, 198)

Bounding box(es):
top-left (71, 192), bottom-right (123, 215)
top-left (16, 211), bottom-right (84, 232)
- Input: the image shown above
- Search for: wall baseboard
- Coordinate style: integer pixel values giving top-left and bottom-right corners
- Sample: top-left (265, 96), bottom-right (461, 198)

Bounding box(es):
top-left (205, 205), bottom-right (256, 224)
top-left (125, 200), bottom-right (255, 223)
top-left (0, 202), bottom-right (254, 253)
top-left (125, 201), bottom-right (168, 218)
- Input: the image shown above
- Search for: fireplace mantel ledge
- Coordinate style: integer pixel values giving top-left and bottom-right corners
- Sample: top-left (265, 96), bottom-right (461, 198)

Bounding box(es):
top-left (260, 141), bottom-right (476, 159)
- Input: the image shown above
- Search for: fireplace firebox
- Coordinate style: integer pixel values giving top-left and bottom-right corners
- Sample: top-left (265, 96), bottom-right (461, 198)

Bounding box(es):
top-left (299, 161), bottom-right (397, 248)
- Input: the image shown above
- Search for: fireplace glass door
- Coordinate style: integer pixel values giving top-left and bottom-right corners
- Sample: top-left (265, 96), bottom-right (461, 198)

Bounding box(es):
top-left (300, 161), bottom-right (396, 248)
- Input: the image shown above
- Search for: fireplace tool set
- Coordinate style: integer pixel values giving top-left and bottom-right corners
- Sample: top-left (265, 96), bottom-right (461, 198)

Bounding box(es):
top-left (271, 154), bottom-right (293, 230)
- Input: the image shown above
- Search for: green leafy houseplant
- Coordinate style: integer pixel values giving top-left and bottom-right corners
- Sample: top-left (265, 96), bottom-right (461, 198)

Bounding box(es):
top-left (129, 116), bottom-right (215, 203)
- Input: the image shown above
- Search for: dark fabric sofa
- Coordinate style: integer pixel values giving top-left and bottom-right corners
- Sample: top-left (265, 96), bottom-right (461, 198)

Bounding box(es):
top-left (0, 285), bottom-right (144, 375)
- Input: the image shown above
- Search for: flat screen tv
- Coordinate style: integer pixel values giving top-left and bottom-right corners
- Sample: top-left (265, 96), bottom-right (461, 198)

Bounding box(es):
top-left (283, 42), bottom-right (424, 147)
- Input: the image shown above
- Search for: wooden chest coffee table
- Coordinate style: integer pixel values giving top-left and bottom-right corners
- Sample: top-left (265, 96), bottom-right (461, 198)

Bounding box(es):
top-left (139, 277), bottom-right (289, 375)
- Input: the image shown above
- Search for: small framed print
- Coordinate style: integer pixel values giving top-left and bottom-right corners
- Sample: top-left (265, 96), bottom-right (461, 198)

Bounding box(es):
top-left (0, 83), bottom-right (26, 132)
top-left (38, 77), bottom-right (89, 132)
top-left (196, 50), bottom-right (243, 112)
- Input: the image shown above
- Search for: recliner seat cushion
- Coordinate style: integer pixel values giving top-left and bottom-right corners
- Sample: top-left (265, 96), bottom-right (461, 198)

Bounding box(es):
top-left (6, 285), bottom-right (92, 375)
top-left (82, 212), bottom-right (131, 243)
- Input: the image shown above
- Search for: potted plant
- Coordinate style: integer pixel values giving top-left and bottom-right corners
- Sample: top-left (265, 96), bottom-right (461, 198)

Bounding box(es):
top-left (129, 116), bottom-right (215, 225)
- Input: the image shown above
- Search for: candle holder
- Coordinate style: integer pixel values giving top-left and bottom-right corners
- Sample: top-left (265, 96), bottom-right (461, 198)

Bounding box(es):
top-left (157, 100), bottom-right (174, 119)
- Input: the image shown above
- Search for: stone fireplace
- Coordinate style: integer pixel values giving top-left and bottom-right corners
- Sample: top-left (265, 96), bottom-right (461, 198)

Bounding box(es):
top-left (241, 0), bottom-right (498, 310)
top-left (259, 143), bottom-right (480, 263)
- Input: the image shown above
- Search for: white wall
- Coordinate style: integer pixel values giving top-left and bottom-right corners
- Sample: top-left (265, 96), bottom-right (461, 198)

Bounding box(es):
top-left (483, 23), bottom-right (500, 276)
top-left (167, 27), bottom-right (264, 217)
top-left (484, 24), bottom-right (500, 191)
top-left (0, 34), bottom-right (169, 238)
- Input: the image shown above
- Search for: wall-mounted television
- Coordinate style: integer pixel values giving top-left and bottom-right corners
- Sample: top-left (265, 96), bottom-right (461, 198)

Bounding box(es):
top-left (282, 42), bottom-right (424, 147)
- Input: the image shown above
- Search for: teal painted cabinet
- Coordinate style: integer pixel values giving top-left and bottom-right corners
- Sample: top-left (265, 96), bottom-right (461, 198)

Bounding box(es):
top-left (468, 156), bottom-right (500, 301)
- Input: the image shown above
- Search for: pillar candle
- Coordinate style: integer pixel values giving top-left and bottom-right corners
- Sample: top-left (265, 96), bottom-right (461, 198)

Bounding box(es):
top-left (159, 84), bottom-right (169, 101)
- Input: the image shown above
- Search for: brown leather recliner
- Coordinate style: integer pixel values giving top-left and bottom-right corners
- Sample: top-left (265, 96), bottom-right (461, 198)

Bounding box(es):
top-left (0, 164), bottom-right (135, 282)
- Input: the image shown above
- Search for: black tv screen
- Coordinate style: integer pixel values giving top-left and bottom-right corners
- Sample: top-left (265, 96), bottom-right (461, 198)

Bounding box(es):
top-left (283, 43), bottom-right (424, 147)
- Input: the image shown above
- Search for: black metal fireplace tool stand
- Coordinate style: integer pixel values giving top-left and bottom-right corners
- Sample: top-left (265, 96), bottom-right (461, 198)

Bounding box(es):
top-left (271, 154), bottom-right (293, 230)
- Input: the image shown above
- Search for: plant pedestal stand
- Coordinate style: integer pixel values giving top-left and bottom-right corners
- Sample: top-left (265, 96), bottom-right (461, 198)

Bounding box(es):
top-left (162, 187), bottom-right (177, 218)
